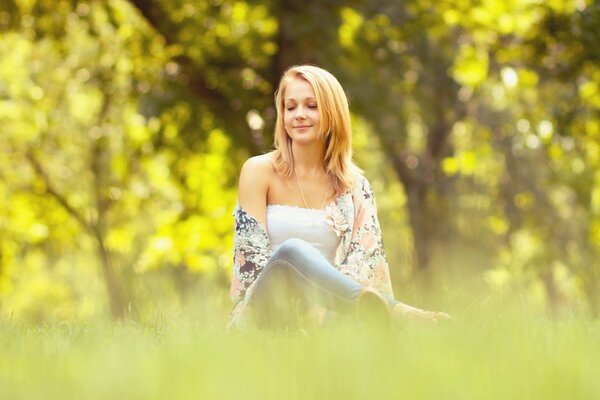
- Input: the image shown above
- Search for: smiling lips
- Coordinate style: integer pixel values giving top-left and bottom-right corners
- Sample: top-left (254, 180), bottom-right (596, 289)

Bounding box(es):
top-left (294, 125), bottom-right (312, 129)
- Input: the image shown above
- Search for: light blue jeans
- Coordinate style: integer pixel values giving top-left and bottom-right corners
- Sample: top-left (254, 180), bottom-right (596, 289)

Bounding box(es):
top-left (250, 238), bottom-right (398, 328)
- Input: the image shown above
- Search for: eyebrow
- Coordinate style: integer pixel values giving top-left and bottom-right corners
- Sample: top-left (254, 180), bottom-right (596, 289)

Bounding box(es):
top-left (285, 97), bottom-right (316, 102)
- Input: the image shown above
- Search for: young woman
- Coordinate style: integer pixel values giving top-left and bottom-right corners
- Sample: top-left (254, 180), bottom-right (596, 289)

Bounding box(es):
top-left (229, 65), bottom-right (448, 329)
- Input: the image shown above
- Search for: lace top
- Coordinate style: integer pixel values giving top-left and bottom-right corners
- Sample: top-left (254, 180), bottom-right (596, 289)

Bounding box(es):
top-left (266, 205), bottom-right (341, 265)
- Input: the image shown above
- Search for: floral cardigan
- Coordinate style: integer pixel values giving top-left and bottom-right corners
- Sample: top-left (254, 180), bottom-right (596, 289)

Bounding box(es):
top-left (229, 174), bottom-right (394, 327)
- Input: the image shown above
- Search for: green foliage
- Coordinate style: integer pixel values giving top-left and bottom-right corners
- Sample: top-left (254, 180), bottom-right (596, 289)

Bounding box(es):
top-left (0, 0), bottom-right (237, 321)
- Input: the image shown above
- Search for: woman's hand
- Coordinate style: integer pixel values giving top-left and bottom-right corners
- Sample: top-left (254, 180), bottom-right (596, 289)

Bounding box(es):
top-left (392, 303), bottom-right (451, 326)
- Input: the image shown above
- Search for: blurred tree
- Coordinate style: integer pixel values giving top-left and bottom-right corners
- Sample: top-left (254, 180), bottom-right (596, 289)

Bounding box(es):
top-left (517, 2), bottom-right (600, 315)
top-left (2, 0), bottom-right (600, 321)
top-left (445, 0), bottom-right (600, 315)
top-left (0, 0), bottom-right (237, 320)
top-left (334, 1), bottom-right (467, 279)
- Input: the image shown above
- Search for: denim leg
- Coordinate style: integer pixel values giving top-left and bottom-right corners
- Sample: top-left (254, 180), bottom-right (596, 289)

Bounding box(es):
top-left (250, 238), bottom-right (395, 327)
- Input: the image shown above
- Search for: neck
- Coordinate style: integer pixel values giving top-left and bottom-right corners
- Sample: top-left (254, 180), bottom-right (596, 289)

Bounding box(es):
top-left (291, 140), bottom-right (326, 176)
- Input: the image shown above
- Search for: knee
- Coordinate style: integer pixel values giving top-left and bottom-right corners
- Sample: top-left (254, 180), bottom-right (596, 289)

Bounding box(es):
top-left (271, 238), bottom-right (309, 264)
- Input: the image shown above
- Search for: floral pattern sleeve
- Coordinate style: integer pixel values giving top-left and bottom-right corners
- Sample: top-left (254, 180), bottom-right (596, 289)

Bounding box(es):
top-left (229, 205), bottom-right (273, 304)
top-left (332, 176), bottom-right (394, 297)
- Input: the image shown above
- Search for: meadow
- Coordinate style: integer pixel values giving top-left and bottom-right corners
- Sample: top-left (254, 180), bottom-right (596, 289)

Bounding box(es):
top-left (2, 296), bottom-right (599, 400)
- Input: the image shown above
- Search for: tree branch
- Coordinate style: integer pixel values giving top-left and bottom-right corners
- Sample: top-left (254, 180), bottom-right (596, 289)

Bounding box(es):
top-left (126, 0), bottom-right (228, 104)
top-left (26, 149), bottom-right (94, 235)
top-left (124, 0), bottom-right (263, 153)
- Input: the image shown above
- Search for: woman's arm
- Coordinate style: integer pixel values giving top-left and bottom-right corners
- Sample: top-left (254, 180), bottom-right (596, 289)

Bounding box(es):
top-left (238, 155), bottom-right (272, 226)
top-left (229, 155), bottom-right (274, 305)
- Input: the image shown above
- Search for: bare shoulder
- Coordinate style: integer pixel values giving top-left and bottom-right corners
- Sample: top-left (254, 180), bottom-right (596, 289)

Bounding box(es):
top-left (239, 153), bottom-right (276, 192)
top-left (240, 152), bottom-right (276, 178)
top-left (238, 152), bottom-right (275, 226)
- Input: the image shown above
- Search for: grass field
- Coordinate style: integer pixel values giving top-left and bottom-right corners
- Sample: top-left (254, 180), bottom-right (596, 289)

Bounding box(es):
top-left (2, 298), bottom-right (599, 400)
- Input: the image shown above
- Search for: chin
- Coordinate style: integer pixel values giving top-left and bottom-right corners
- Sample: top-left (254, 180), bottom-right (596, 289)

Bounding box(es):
top-left (288, 130), bottom-right (321, 143)
top-left (290, 135), bottom-right (321, 145)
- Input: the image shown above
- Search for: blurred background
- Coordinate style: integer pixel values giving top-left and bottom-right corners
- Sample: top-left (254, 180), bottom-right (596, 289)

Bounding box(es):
top-left (1, 0), bottom-right (599, 324)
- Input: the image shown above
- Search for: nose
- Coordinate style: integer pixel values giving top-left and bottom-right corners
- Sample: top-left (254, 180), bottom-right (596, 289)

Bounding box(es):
top-left (293, 106), bottom-right (307, 120)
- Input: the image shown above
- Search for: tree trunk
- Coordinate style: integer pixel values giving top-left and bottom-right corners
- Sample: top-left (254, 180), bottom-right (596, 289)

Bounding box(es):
top-left (94, 229), bottom-right (127, 319)
top-left (404, 182), bottom-right (433, 277)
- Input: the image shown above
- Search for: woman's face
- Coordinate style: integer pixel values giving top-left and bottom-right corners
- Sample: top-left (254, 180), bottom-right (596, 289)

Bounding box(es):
top-left (283, 78), bottom-right (321, 144)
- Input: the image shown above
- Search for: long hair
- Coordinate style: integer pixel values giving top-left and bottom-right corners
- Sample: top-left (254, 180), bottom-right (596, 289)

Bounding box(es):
top-left (272, 65), bottom-right (360, 197)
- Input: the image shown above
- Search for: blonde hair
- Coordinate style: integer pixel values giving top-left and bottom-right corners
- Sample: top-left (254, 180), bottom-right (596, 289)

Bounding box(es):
top-left (272, 65), bottom-right (360, 197)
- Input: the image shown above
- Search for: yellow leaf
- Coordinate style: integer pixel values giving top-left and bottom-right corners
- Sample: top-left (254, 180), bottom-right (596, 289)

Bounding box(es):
top-left (442, 157), bottom-right (459, 176)
top-left (452, 46), bottom-right (489, 87)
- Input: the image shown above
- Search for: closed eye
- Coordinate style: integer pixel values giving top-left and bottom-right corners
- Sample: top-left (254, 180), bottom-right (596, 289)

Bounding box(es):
top-left (286, 105), bottom-right (317, 111)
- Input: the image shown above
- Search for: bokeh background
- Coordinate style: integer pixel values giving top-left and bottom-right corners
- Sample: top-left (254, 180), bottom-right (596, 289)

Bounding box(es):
top-left (1, 0), bottom-right (600, 324)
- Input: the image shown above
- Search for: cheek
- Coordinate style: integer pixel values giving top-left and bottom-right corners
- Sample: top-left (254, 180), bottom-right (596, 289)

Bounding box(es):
top-left (311, 113), bottom-right (320, 126)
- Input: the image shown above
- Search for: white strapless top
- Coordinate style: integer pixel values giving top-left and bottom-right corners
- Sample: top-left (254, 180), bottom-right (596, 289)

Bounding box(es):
top-left (266, 205), bottom-right (341, 265)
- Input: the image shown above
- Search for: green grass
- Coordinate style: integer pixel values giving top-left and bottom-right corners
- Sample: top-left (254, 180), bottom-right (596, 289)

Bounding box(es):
top-left (1, 302), bottom-right (599, 400)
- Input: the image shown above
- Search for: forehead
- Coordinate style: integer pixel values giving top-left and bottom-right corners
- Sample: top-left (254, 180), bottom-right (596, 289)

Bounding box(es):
top-left (284, 78), bottom-right (316, 101)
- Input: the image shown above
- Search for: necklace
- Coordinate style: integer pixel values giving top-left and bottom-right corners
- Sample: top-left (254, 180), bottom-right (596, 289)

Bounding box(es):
top-left (294, 168), bottom-right (329, 210)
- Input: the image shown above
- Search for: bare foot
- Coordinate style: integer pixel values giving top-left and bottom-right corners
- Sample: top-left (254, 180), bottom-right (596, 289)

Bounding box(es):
top-left (392, 303), bottom-right (451, 326)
